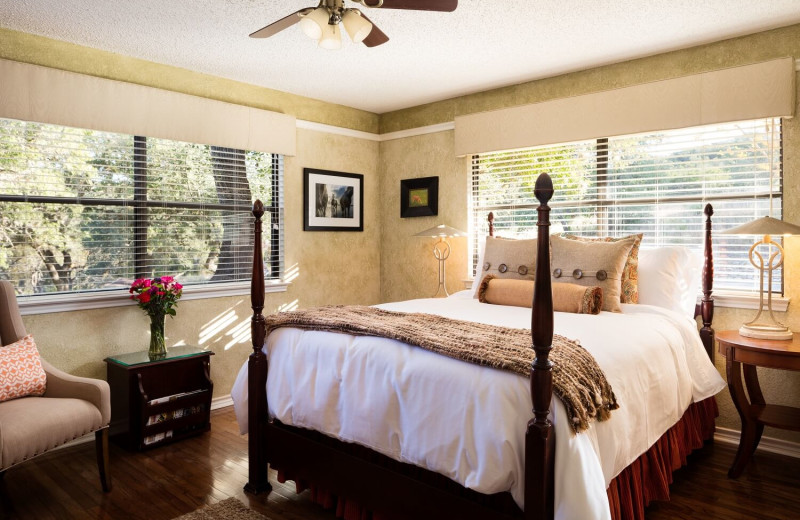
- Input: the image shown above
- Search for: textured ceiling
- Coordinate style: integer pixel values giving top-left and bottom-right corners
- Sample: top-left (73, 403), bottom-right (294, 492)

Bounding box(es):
top-left (2, 0), bottom-right (800, 114)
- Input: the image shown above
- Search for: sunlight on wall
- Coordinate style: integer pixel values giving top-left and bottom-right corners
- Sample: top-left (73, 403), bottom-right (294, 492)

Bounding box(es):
top-left (278, 299), bottom-right (299, 312)
top-left (222, 317), bottom-right (251, 351)
top-left (199, 308), bottom-right (238, 345)
top-left (284, 263), bottom-right (300, 283)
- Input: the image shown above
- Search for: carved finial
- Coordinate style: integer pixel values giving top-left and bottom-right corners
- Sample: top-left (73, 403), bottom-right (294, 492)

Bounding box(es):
top-left (488, 212), bottom-right (495, 237)
top-left (253, 200), bottom-right (265, 219)
top-left (535, 174), bottom-right (554, 205)
top-left (704, 203), bottom-right (714, 218)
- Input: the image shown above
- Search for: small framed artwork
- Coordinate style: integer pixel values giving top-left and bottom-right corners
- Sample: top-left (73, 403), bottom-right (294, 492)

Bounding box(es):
top-left (303, 168), bottom-right (364, 231)
top-left (400, 176), bottom-right (439, 218)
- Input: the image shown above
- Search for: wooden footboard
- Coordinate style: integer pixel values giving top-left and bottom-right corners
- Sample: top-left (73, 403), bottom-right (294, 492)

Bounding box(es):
top-left (244, 173), bottom-right (716, 520)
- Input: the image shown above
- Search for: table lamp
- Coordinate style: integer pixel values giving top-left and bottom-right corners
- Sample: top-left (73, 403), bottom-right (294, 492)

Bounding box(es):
top-left (414, 224), bottom-right (466, 297)
top-left (722, 216), bottom-right (800, 340)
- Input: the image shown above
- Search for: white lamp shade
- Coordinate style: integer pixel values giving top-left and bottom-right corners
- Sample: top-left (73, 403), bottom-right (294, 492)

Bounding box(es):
top-left (299, 7), bottom-right (329, 40)
top-left (318, 22), bottom-right (342, 50)
top-left (342, 10), bottom-right (373, 43)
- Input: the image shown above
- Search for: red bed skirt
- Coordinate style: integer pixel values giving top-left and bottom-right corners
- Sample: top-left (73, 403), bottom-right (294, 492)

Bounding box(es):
top-left (278, 397), bottom-right (718, 520)
top-left (606, 396), bottom-right (718, 520)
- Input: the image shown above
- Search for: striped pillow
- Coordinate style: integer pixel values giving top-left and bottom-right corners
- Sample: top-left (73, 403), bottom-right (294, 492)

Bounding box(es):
top-left (0, 335), bottom-right (47, 402)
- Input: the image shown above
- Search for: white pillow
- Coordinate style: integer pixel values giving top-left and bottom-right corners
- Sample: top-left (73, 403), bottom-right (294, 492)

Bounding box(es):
top-left (638, 247), bottom-right (703, 317)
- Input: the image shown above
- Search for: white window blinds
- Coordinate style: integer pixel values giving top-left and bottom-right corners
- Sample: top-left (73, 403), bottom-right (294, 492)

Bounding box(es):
top-left (0, 117), bottom-right (283, 296)
top-left (470, 118), bottom-right (782, 293)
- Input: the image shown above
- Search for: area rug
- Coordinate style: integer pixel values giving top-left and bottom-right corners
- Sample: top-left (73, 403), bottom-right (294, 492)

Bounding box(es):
top-left (172, 497), bottom-right (266, 520)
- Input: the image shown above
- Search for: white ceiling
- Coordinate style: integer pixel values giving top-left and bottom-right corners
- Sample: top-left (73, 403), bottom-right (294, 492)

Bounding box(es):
top-left (2, 0), bottom-right (800, 114)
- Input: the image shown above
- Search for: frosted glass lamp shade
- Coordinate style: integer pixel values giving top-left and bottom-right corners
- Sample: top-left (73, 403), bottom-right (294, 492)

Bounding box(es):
top-left (721, 216), bottom-right (800, 236)
top-left (414, 224), bottom-right (466, 238)
top-left (299, 7), bottom-right (329, 40)
top-left (318, 22), bottom-right (342, 50)
top-left (342, 10), bottom-right (373, 43)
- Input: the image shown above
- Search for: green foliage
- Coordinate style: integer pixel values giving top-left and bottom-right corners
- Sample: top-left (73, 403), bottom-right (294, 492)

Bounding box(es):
top-left (0, 119), bottom-right (274, 296)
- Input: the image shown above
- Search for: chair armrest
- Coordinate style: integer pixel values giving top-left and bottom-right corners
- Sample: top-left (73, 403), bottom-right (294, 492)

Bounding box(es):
top-left (41, 359), bottom-right (111, 426)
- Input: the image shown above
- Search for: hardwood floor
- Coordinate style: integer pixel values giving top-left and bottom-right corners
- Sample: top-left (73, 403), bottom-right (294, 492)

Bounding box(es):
top-left (1, 407), bottom-right (798, 519)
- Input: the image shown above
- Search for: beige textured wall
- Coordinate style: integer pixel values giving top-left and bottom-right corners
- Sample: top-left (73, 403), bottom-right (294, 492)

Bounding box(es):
top-left (379, 131), bottom-right (469, 303)
top-left (377, 25), bottom-right (800, 444)
top-left (20, 131), bottom-right (380, 397)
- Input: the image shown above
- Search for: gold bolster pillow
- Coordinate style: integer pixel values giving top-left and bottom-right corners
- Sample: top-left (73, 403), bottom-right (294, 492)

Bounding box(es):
top-left (478, 275), bottom-right (603, 315)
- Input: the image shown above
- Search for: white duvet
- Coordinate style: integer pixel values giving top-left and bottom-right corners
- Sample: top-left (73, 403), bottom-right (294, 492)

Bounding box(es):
top-left (232, 291), bottom-right (725, 520)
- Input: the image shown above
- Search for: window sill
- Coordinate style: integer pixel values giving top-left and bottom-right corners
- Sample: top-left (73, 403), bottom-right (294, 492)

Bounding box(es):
top-left (17, 280), bottom-right (290, 316)
top-left (462, 280), bottom-right (789, 311)
top-left (704, 290), bottom-right (790, 312)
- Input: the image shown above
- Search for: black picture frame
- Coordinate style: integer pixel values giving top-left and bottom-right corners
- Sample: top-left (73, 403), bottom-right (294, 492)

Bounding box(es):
top-left (400, 176), bottom-right (439, 218)
top-left (303, 168), bottom-right (364, 232)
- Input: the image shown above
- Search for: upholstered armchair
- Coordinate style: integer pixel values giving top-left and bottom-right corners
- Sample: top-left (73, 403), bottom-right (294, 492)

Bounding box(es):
top-left (0, 280), bottom-right (111, 491)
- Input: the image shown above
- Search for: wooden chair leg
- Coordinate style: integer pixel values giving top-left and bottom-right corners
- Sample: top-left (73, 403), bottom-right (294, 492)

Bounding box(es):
top-left (95, 428), bottom-right (111, 492)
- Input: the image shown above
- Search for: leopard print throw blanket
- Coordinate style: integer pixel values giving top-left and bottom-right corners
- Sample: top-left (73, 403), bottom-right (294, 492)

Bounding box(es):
top-left (265, 305), bottom-right (619, 434)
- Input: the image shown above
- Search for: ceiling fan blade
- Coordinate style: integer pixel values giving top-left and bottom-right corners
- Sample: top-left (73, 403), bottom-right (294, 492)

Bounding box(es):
top-left (360, 0), bottom-right (457, 12)
top-left (359, 13), bottom-right (389, 47)
top-left (249, 8), bottom-right (312, 38)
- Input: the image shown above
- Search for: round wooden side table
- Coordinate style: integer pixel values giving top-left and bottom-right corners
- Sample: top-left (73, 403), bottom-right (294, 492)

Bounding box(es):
top-left (717, 330), bottom-right (800, 478)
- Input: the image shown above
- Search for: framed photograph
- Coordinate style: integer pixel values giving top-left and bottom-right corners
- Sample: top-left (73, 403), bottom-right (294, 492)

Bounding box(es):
top-left (400, 176), bottom-right (439, 218)
top-left (303, 168), bottom-right (364, 231)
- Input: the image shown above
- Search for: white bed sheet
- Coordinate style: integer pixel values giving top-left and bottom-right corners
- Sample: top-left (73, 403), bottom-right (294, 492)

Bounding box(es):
top-left (232, 291), bottom-right (725, 520)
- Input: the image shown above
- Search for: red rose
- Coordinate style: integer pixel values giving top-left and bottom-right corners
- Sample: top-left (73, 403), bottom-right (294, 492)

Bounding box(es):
top-left (138, 293), bottom-right (151, 303)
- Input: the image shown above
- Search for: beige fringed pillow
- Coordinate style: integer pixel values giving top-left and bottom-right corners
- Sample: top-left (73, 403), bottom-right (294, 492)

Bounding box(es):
top-left (473, 237), bottom-right (536, 297)
top-left (550, 234), bottom-right (636, 313)
top-left (562, 233), bottom-right (643, 304)
top-left (478, 275), bottom-right (603, 314)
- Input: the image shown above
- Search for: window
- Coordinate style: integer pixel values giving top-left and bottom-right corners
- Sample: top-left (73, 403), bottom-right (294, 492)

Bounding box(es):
top-left (0, 118), bottom-right (283, 297)
top-left (470, 118), bottom-right (782, 293)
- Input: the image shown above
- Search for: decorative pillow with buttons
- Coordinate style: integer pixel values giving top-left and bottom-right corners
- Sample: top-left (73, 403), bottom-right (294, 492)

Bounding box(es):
top-left (550, 234), bottom-right (637, 312)
top-left (473, 236), bottom-right (537, 297)
top-left (561, 233), bottom-right (643, 304)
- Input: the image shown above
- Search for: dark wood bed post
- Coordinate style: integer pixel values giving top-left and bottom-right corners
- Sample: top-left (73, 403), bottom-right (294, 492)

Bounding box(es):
top-left (699, 203), bottom-right (715, 361)
top-left (488, 212), bottom-right (495, 237)
top-left (245, 200), bottom-right (271, 495)
top-left (525, 173), bottom-right (555, 520)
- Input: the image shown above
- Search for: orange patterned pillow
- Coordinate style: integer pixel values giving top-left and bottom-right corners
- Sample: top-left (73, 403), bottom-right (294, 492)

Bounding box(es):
top-left (0, 335), bottom-right (47, 402)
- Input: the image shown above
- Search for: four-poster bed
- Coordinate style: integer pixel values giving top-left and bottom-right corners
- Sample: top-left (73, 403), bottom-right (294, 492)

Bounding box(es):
top-left (239, 173), bottom-right (721, 520)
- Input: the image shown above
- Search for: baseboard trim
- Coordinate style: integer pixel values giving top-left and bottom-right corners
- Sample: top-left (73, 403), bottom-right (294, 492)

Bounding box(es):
top-left (211, 394), bottom-right (234, 410)
top-left (715, 426), bottom-right (800, 459)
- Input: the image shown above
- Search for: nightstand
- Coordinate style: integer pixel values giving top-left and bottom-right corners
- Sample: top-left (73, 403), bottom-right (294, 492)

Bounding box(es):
top-left (105, 346), bottom-right (214, 451)
top-left (717, 330), bottom-right (800, 478)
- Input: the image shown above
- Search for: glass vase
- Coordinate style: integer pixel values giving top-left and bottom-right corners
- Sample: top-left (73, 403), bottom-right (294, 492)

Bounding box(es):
top-left (148, 312), bottom-right (167, 360)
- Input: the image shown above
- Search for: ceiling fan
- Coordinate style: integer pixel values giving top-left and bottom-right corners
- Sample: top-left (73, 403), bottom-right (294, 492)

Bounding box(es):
top-left (249, 0), bottom-right (458, 50)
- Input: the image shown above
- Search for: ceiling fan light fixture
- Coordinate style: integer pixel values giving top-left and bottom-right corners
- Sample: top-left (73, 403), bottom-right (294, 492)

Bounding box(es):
top-left (318, 22), bottom-right (342, 50)
top-left (342, 10), bottom-right (373, 43)
top-left (299, 7), bottom-right (329, 40)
